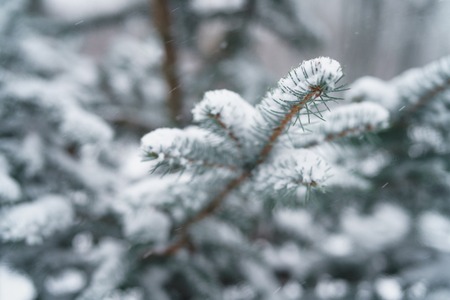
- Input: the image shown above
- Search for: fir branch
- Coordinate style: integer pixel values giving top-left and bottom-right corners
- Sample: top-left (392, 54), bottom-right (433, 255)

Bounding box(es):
top-left (348, 56), bottom-right (450, 122)
top-left (209, 112), bottom-right (242, 148)
top-left (150, 0), bottom-right (184, 125)
top-left (400, 77), bottom-right (450, 121)
top-left (141, 127), bottom-right (240, 173)
top-left (292, 102), bottom-right (390, 148)
top-left (142, 57), bottom-right (344, 257)
top-left (254, 149), bottom-right (330, 200)
top-left (150, 151), bottom-right (240, 173)
top-left (143, 88), bottom-right (326, 257)
top-left (192, 90), bottom-right (257, 151)
top-left (143, 171), bottom-right (250, 257)
top-left (305, 125), bottom-right (374, 148)
top-left (256, 86), bottom-right (323, 164)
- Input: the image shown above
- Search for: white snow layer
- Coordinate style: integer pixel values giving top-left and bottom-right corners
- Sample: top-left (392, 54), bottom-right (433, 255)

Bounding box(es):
top-left (348, 56), bottom-right (450, 114)
top-left (392, 55), bottom-right (450, 108)
top-left (0, 153), bottom-right (22, 204)
top-left (0, 172), bottom-right (21, 203)
top-left (375, 277), bottom-right (403, 300)
top-left (21, 133), bottom-right (45, 177)
top-left (293, 102), bottom-right (390, 148)
top-left (76, 239), bottom-right (127, 300)
top-left (278, 57), bottom-right (343, 94)
top-left (274, 209), bottom-right (316, 239)
top-left (191, 219), bottom-right (245, 246)
top-left (0, 195), bottom-right (74, 244)
top-left (122, 207), bottom-right (171, 244)
top-left (192, 89), bottom-right (257, 141)
top-left (190, 0), bottom-right (246, 15)
top-left (321, 234), bottom-right (354, 257)
top-left (118, 176), bottom-right (176, 209)
top-left (42, 0), bottom-right (143, 22)
top-left (3, 77), bottom-right (112, 145)
top-left (419, 211), bottom-right (450, 252)
top-left (0, 264), bottom-right (36, 300)
top-left (45, 269), bottom-right (86, 296)
top-left (255, 57), bottom-right (343, 137)
top-left (104, 288), bottom-right (144, 300)
top-left (61, 107), bottom-right (113, 144)
top-left (256, 149), bottom-right (329, 193)
top-left (322, 102), bottom-right (389, 134)
top-left (140, 126), bottom-right (230, 165)
top-left (141, 128), bottom-right (184, 159)
top-left (342, 204), bottom-right (410, 252)
top-left (347, 76), bottom-right (400, 112)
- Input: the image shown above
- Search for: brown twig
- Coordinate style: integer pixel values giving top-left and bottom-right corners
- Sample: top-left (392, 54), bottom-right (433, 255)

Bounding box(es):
top-left (302, 124), bottom-right (376, 148)
top-left (143, 87), bottom-right (323, 258)
top-left (150, 0), bottom-right (183, 125)
top-left (256, 87), bottom-right (322, 164)
top-left (154, 152), bottom-right (240, 172)
top-left (401, 78), bottom-right (450, 120)
top-left (210, 113), bottom-right (242, 148)
top-left (143, 171), bottom-right (250, 257)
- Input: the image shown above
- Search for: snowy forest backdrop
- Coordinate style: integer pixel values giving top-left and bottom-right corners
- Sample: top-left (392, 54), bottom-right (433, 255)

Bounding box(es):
top-left (1, 0), bottom-right (450, 300)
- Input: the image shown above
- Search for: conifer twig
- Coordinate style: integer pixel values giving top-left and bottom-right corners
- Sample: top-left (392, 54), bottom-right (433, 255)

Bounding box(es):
top-left (143, 172), bottom-right (250, 257)
top-left (301, 125), bottom-right (375, 148)
top-left (400, 78), bottom-right (450, 121)
top-left (143, 87), bottom-right (324, 258)
top-left (209, 113), bottom-right (242, 148)
top-left (155, 152), bottom-right (239, 172)
top-left (141, 58), bottom-right (344, 258)
top-left (256, 86), bottom-right (322, 164)
top-left (150, 0), bottom-right (183, 125)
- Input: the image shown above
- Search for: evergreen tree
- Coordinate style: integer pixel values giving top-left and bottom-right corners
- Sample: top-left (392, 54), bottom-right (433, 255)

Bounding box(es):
top-left (2, 1), bottom-right (450, 299)
top-left (122, 57), bottom-right (389, 299)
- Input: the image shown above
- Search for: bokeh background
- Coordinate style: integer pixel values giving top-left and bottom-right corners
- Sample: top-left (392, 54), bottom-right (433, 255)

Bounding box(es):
top-left (1, 0), bottom-right (450, 299)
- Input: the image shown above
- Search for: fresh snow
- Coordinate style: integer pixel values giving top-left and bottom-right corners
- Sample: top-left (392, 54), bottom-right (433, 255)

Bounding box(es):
top-left (279, 57), bottom-right (343, 94)
top-left (45, 269), bottom-right (86, 296)
top-left (256, 149), bottom-right (329, 192)
top-left (419, 211), bottom-right (450, 252)
top-left (192, 89), bottom-right (257, 142)
top-left (0, 173), bottom-right (21, 203)
top-left (0, 265), bottom-right (36, 300)
top-left (42, 0), bottom-right (143, 22)
top-left (60, 107), bottom-right (113, 144)
top-left (190, 0), bottom-right (246, 15)
top-left (342, 204), bottom-right (410, 252)
top-left (0, 195), bottom-right (74, 244)
top-left (292, 102), bottom-right (390, 148)
top-left (347, 76), bottom-right (400, 112)
top-left (122, 207), bottom-right (171, 244)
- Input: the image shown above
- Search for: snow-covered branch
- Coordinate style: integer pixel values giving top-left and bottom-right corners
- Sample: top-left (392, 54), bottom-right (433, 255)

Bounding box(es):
top-left (140, 57), bottom-right (349, 256)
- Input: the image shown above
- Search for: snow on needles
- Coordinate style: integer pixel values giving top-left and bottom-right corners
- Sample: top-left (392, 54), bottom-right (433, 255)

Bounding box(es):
top-left (192, 89), bottom-right (257, 142)
top-left (255, 57), bottom-right (343, 138)
top-left (0, 155), bottom-right (21, 203)
top-left (122, 207), bottom-right (171, 244)
top-left (326, 102), bottom-right (390, 133)
top-left (141, 127), bottom-right (238, 169)
top-left (255, 149), bottom-right (329, 195)
top-left (293, 102), bottom-right (390, 148)
top-left (279, 57), bottom-right (343, 95)
top-left (0, 195), bottom-right (74, 244)
top-left (0, 173), bottom-right (21, 203)
top-left (141, 128), bottom-right (182, 159)
top-left (342, 204), bottom-right (410, 252)
top-left (60, 107), bottom-right (113, 145)
top-left (0, 265), bottom-right (36, 300)
top-left (347, 76), bottom-right (400, 112)
top-left (190, 0), bottom-right (246, 15)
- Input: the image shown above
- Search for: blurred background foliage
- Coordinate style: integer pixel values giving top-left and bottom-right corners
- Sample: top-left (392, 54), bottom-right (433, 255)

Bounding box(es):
top-left (1, 0), bottom-right (450, 299)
